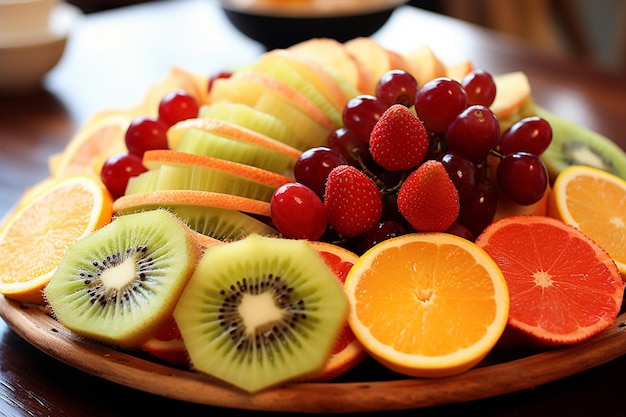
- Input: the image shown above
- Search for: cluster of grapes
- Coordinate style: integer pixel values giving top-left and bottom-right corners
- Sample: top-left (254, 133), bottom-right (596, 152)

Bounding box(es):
top-left (100, 90), bottom-right (200, 199)
top-left (272, 68), bottom-right (552, 253)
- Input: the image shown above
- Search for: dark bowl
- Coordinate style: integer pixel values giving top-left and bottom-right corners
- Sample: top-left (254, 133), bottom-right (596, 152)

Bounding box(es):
top-left (220, 0), bottom-right (407, 50)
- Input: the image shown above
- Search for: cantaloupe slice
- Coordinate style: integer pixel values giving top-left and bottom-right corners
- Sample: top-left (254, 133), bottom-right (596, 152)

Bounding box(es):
top-left (288, 38), bottom-right (368, 94)
top-left (401, 45), bottom-right (447, 86)
top-left (344, 37), bottom-right (411, 95)
top-left (446, 59), bottom-right (475, 82)
top-left (491, 71), bottom-right (532, 120)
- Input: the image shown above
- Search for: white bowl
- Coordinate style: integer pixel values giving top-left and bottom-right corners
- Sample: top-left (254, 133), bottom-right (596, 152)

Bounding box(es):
top-left (0, 2), bottom-right (81, 95)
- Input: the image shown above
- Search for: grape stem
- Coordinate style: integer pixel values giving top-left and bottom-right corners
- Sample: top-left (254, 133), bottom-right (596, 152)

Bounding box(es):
top-left (350, 147), bottom-right (407, 195)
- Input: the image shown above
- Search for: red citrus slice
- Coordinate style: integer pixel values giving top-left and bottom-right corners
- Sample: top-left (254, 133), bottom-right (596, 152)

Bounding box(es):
top-left (308, 240), bottom-right (367, 380)
top-left (476, 215), bottom-right (624, 346)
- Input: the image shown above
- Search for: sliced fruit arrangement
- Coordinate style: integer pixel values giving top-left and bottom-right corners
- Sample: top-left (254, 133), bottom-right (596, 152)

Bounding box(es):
top-left (2, 36), bottom-right (626, 394)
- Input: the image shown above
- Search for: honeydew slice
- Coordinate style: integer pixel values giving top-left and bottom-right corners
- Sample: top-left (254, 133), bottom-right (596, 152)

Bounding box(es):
top-left (168, 119), bottom-right (301, 159)
top-left (198, 102), bottom-right (292, 144)
top-left (256, 49), bottom-right (353, 112)
top-left (125, 164), bottom-right (277, 202)
top-left (143, 149), bottom-right (294, 188)
top-left (209, 72), bottom-right (333, 150)
top-left (253, 92), bottom-right (331, 150)
top-left (175, 129), bottom-right (294, 174)
top-left (288, 38), bottom-right (367, 94)
top-left (251, 52), bottom-right (343, 126)
top-left (112, 190), bottom-right (271, 217)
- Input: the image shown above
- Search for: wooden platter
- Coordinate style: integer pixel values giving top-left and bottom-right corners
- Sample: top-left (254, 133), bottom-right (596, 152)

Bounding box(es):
top-left (1, 295), bottom-right (626, 413)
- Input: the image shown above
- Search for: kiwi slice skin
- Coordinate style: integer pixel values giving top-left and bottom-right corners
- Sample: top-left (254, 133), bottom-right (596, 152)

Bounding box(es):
top-left (536, 106), bottom-right (626, 182)
top-left (43, 209), bottom-right (200, 348)
top-left (173, 234), bottom-right (349, 393)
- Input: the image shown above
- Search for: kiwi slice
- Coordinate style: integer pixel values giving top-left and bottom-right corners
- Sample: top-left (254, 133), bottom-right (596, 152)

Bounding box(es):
top-left (537, 106), bottom-right (626, 182)
top-left (116, 204), bottom-right (279, 241)
top-left (176, 128), bottom-right (294, 174)
top-left (199, 102), bottom-right (292, 144)
top-left (43, 209), bottom-right (200, 348)
top-left (125, 164), bottom-right (277, 202)
top-left (173, 234), bottom-right (349, 393)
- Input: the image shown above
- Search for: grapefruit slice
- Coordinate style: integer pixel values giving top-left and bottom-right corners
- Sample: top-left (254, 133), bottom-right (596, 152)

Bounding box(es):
top-left (308, 240), bottom-right (367, 380)
top-left (476, 215), bottom-right (624, 346)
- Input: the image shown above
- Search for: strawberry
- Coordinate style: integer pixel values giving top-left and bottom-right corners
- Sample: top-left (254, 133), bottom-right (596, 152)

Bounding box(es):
top-left (324, 165), bottom-right (383, 238)
top-left (369, 104), bottom-right (429, 171)
top-left (397, 160), bottom-right (460, 231)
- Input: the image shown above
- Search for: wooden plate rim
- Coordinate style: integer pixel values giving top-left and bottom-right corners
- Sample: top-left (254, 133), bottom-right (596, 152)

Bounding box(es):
top-left (1, 296), bottom-right (625, 413)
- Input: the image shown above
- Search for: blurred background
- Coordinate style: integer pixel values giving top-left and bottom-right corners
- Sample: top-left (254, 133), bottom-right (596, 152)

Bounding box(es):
top-left (64, 0), bottom-right (625, 74)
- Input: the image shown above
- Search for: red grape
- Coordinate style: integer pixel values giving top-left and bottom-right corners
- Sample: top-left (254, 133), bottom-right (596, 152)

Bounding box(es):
top-left (270, 182), bottom-right (328, 240)
top-left (456, 181), bottom-right (498, 237)
top-left (158, 90), bottom-right (199, 126)
top-left (439, 150), bottom-right (479, 201)
top-left (293, 146), bottom-right (347, 197)
top-left (356, 220), bottom-right (407, 254)
top-left (497, 152), bottom-right (549, 205)
top-left (445, 105), bottom-right (500, 161)
top-left (414, 77), bottom-right (468, 134)
top-left (327, 127), bottom-right (372, 167)
top-left (462, 69), bottom-right (497, 107)
top-left (499, 116), bottom-right (553, 155)
top-left (342, 94), bottom-right (389, 144)
top-left (125, 116), bottom-right (169, 157)
top-left (375, 69), bottom-right (418, 107)
top-left (100, 153), bottom-right (148, 199)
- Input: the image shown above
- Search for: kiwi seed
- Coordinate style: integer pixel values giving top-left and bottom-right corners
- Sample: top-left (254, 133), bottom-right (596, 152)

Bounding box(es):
top-left (43, 209), bottom-right (200, 348)
top-left (173, 234), bottom-right (348, 393)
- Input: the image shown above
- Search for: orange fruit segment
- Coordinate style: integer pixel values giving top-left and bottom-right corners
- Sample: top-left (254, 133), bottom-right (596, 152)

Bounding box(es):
top-left (307, 240), bottom-right (366, 381)
top-left (0, 176), bottom-right (113, 304)
top-left (344, 232), bottom-right (509, 378)
top-left (547, 165), bottom-right (626, 278)
top-left (476, 215), bottom-right (624, 346)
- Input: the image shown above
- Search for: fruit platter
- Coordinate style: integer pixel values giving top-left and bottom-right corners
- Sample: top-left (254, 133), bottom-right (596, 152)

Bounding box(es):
top-left (1, 35), bottom-right (626, 413)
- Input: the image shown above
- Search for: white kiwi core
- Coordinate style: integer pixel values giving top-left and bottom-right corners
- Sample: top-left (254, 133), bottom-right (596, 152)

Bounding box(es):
top-left (100, 256), bottom-right (136, 289)
top-left (238, 292), bottom-right (284, 336)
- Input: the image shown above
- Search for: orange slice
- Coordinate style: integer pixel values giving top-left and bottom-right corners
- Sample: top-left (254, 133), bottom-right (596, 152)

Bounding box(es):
top-left (49, 111), bottom-right (133, 178)
top-left (308, 240), bottom-right (366, 381)
top-left (547, 165), bottom-right (626, 278)
top-left (476, 215), bottom-right (624, 346)
top-left (344, 232), bottom-right (509, 378)
top-left (112, 190), bottom-right (271, 217)
top-left (0, 176), bottom-right (113, 303)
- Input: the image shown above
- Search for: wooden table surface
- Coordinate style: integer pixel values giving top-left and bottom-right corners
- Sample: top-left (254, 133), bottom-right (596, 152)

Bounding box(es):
top-left (1, 1), bottom-right (626, 415)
